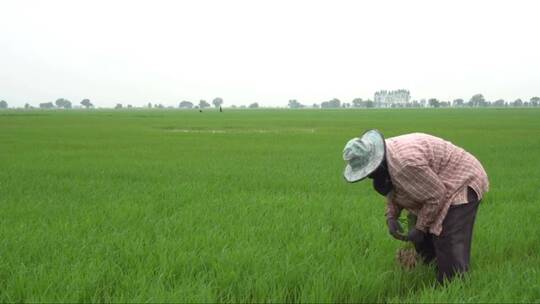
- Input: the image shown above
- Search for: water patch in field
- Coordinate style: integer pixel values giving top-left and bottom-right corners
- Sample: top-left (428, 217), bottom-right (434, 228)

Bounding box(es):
top-left (164, 128), bottom-right (316, 134)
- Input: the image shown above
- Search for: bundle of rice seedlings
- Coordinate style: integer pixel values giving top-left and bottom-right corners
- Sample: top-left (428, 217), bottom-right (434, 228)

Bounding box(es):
top-left (396, 245), bottom-right (418, 270)
top-left (395, 211), bottom-right (419, 270)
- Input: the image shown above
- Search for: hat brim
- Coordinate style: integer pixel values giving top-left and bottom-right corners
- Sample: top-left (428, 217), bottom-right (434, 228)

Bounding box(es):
top-left (343, 129), bottom-right (386, 183)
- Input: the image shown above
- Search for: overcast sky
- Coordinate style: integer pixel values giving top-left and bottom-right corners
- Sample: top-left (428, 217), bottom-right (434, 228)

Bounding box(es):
top-left (1, 0), bottom-right (539, 107)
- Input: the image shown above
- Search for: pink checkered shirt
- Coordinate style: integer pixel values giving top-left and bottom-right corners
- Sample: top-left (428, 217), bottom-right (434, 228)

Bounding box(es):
top-left (385, 133), bottom-right (489, 236)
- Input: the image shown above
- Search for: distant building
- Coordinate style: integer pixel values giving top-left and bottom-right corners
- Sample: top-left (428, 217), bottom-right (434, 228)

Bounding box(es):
top-left (374, 89), bottom-right (411, 107)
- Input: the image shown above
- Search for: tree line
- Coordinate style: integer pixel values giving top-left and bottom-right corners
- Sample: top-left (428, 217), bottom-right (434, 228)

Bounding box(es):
top-left (0, 97), bottom-right (255, 110)
top-left (288, 94), bottom-right (540, 109)
top-left (0, 98), bottom-right (95, 110)
top-left (1, 94), bottom-right (539, 110)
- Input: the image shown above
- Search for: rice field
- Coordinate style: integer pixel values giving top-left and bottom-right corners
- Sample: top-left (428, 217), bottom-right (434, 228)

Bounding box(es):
top-left (0, 108), bottom-right (539, 302)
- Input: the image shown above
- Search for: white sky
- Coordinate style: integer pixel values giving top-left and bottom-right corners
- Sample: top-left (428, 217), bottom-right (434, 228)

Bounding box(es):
top-left (1, 0), bottom-right (539, 107)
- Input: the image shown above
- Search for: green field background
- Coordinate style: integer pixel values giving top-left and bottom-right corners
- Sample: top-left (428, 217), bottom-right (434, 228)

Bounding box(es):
top-left (1, 108), bottom-right (539, 302)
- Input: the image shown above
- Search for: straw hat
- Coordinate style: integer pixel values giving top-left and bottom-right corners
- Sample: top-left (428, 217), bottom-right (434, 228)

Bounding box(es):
top-left (343, 129), bottom-right (386, 182)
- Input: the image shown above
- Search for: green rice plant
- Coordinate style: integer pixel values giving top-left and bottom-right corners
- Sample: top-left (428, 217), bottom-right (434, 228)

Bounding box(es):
top-left (0, 108), bottom-right (539, 302)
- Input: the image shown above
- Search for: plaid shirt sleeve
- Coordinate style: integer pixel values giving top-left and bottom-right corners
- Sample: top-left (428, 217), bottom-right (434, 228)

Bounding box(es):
top-left (393, 164), bottom-right (447, 232)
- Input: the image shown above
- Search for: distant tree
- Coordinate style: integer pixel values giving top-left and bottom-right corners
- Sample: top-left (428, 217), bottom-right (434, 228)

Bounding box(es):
top-left (179, 101), bottom-right (194, 109)
top-left (321, 98), bottom-right (341, 108)
top-left (199, 100), bottom-right (210, 109)
top-left (512, 98), bottom-right (523, 107)
top-left (248, 102), bottom-right (259, 109)
top-left (0, 100), bottom-right (7, 109)
top-left (312, 103), bottom-right (320, 108)
top-left (230, 105), bottom-right (237, 108)
top-left (240, 105), bottom-right (247, 109)
top-left (468, 94), bottom-right (485, 107)
top-left (530, 96), bottom-right (540, 107)
top-left (212, 97), bottom-right (223, 108)
top-left (365, 100), bottom-right (375, 108)
top-left (80, 99), bottom-right (93, 109)
top-left (156, 104), bottom-right (164, 108)
top-left (352, 98), bottom-right (364, 108)
top-left (24, 103), bottom-right (31, 109)
top-left (147, 102), bottom-right (152, 108)
top-left (452, 99), bottom-right (464, 107)
top-left (39, 102), bottom-right (54, 109)
top-left (55, 98), bottom-right (72, 109)
top-left (493, 99), bottom-right (505, 107)
top-left (127, 104), bottom-right (133, 108)
top-left (288, 99), bottom-right (304, 109)
top-left (439, 101), bottom-right (451, 107)
top-left (115, 103), bottom-right (123, 109)
top-left (428, 98), bottom-right (440, 108)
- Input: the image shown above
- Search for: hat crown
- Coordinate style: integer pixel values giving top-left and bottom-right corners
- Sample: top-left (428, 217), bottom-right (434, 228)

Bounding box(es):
top-left (343, 138), bottom-right (374, 170)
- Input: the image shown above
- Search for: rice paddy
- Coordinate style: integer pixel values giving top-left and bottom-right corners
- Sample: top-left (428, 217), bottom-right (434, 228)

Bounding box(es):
top-left (0, 108), bottom-right (539, 302)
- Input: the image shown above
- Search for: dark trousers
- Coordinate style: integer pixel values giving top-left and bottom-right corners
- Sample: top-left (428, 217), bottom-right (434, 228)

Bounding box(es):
top-left (413, 188), bottom-right (480, 283)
